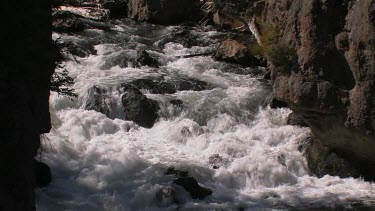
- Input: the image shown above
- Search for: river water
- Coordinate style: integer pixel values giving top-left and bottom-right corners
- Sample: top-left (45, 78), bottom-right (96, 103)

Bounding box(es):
top-left (36, 18), bottom-right (375, 211)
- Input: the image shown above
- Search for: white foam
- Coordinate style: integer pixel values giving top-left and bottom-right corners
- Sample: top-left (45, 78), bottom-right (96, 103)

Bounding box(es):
top-left (38, 20), bottom-right (375, 211)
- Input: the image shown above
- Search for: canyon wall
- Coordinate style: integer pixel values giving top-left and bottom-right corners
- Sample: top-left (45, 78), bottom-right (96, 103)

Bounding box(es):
top-left (0, 0), bottom-right (54, 210)
top-left (261, 0), bottom-right (375, 178)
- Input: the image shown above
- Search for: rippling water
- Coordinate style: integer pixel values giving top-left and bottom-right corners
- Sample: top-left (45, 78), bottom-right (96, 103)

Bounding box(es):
top-left (36, 19), bottom-right (375, 211)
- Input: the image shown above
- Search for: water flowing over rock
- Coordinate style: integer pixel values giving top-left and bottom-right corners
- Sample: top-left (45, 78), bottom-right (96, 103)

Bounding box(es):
top-left (166, 167), bottom-right (213, 200)
top-left (35, 1), bottom-right (375, 210)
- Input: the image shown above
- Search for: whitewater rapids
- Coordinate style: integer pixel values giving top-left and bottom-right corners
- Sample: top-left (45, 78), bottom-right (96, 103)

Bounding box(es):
top-left (36, 19), bottom-right (375, 211)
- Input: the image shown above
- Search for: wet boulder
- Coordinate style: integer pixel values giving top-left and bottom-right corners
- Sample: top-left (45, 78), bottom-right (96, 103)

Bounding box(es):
top-left (52, 10), bottom-right (110, 33)
top-left (287, 112), bottom-right (308, 127)
top-left (127, 0), bottom-right (199, 25)
top-left (102, 0), bottom-right (128, 19)
top-left (215, 38), bottom-right (263, 66)
top-left (269, 97), bottom-right (288, 109)
top-left (136, 50), bottom-right (160, 68)
top-left (121, 86), bottom-right (160, 128)
top-left (85, 86), bottom-right (110, 116)
top-left (173, 177), bottom-right (213, 200)
top-left (302, 137), bottom-right (361, 179)
top-left (52, 10), bottom-right (85, 32)
top-left (166, 167), bottom-right (212, 200)
top-left (34, 160), bottom-right (52, 187)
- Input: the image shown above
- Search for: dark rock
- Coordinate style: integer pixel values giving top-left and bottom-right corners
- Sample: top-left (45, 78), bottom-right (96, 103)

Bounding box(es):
top-left (52, 10), bottom-right (110, 33)
top-left (302, 137), bottom-right (361, 179)
top-left (127, 0), bottom-right (200, 25)
top-left (102, 0), bottom-right (128, 19)
top-left (85, 86), bottom-right (110, 116)
top-left (259, 0), bottom-right (375, 176)
top-left (166, 167), bottom-right (212, 199)
top-left (129, 78), bottom-right (176, 94)
top-left (269, 98), bottom-right (288, 109)
top-left (68, 42), bottom-right (97, 58)
top-left (170, 99), bottom-right (183, 107)
top-left (264, 70), bottom-right (271, 80)
top-left (173, 78), bottom-right (214, 92)
top-left (121, 86), bottom-right (160, 128)
top-left (215, 38), bottom-right (263, 66)
top-left (173, 177), bottom-right (213, 200)
top-left (126, 77), bottom-right (214, 94)
top-left (100, 51), bottom-right (133, 69)
top-left (52, 10), bottom-right (85, 32)
top-left (34, 160), bottom-right (52, 187)
top-left (287, 112), bottom-right (308, 127)
top-left (136, 50), bottom-right (159, 68)
top-left (0, 0), bottom-right (55, 208)
top-left (166, 167), bottom-right (189, 178)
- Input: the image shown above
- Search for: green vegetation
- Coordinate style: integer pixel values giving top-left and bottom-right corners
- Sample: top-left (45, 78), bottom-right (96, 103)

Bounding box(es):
top-left (247, 17), bottom-right (297, 74)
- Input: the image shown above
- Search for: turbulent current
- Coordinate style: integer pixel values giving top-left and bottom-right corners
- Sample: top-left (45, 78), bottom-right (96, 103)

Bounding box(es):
top-left (37, 19), bottom-right (375, 210)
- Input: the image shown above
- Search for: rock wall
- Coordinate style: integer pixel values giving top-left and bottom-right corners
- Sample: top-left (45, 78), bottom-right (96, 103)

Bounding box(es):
top-left (0, 0), bottom-right (54, 210)
top-left (261, 0), bottom-right (375, 178)
top-left (127, 0), bottom-right (200, 25)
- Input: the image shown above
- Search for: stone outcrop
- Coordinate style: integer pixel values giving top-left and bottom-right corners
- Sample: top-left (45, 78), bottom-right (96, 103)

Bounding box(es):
top-left (215, 37), bottom-right (263, 66)
top-left (257, 0), bottom-right (375, 178)
top-left (127, 0), bottom-right (199, 25)
top-left (121, 86), bottom-right (160, 128)
top-left (0, 0), bottom-right (55, 210)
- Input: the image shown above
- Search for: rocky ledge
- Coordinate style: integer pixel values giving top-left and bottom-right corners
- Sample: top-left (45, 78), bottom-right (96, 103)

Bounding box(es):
top-left (258, 0), bottom-right (375, 179)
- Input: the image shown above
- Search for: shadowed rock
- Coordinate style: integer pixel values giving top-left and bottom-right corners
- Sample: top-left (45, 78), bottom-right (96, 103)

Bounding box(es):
top-left (287, 112), bottom-right (308, 127)
top-left (85, 86), bottom-right (110, 116)
top-left (127, 0), bottom-right (200, 25)
top-left (121, 86), bottom-right (160, 128)
top-left (136, 50), bottom-right (160, 68)
top-left (34, 160), bottom-right (52, 188)
top-left (166, 167), bottom-right (213, 200)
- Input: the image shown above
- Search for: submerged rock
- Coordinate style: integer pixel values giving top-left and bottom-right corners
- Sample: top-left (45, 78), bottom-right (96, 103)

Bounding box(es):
top-left (121, 86), bottom-right (160, 128)
top-left (173, 177), bottom-right (213, 200)
top-left (126, 77), bottom-right (214, 94)
top-left (166, 167), bottom-right (213, 200)
top-left (136, 50), bottom-right (160, 68)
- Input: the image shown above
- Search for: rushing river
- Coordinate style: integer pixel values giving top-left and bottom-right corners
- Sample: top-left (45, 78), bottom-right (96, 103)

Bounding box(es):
top-left (36, 18), bottom-right (375, 211)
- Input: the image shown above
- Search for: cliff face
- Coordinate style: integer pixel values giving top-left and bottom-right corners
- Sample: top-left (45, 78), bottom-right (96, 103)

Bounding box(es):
top-left (262, 0), bottom-right (375, 178)
top-left (0, 0), bottom-right (54, 210)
